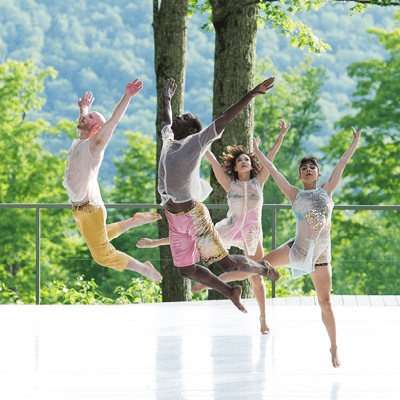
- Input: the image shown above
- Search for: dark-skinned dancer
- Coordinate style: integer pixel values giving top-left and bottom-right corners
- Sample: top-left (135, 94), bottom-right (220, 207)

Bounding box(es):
top-left (158, 78), bottom-right (280, 312)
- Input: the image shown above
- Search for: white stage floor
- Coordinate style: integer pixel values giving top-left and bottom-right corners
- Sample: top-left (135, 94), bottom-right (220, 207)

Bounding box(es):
top-left (0, 299), bottom-right (399, 400)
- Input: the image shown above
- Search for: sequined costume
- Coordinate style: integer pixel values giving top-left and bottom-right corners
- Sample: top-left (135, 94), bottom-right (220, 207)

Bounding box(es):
top-left (283, 187), bottom-right (334, 279)
top-left (166, 202), bottom-right (228, 267)
top-left (215, 178), bottom-right (263, 256)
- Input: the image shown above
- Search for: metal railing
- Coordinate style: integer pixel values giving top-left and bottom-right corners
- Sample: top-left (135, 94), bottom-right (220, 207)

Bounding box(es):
top-left (1, 203), bottom-right (399, 305)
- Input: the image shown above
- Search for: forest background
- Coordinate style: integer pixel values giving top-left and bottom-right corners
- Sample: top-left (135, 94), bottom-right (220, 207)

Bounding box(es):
top-left (0, 0), bottom-right (399, 304)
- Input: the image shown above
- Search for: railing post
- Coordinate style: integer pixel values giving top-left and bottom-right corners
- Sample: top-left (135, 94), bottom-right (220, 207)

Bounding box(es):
top-left (271, 208), bottom-right (276, 298)
top-left (36, 207), bottom-right (40, 305)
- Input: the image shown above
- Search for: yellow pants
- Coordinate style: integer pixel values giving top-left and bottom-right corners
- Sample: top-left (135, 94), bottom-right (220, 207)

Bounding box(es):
top-left (73, 205), bottom-right (130, 271)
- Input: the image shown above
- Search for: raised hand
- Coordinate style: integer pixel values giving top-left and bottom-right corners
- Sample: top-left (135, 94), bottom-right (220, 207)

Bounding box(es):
top-left (351, 126), bottom-right (362, 140)
top-left (78, 91), bottom-right (94, 109)
top-left (162, 78), bottom-right (177, 99)
top-left (125, 78), bottom-right (143, 98)
top-left (249, 77), bottom-right (275, 97)
top-left (253, 136), bottom-right (261, 151)
top-left (279, 119), bottom-right (291, 135)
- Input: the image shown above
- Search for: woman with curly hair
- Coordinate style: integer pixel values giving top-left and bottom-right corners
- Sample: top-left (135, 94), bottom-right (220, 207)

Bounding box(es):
top-left (137, 119), bottom-right (290, 334)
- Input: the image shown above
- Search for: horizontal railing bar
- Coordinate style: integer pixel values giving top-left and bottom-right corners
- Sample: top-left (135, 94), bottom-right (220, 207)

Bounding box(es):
top-left (0, 203), bottom-right (399, 210)
top-left (1, 202), bottom-right (399, 305)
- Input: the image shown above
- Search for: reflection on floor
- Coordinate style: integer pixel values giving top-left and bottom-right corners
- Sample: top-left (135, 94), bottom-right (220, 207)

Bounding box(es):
top-left (0, 298), bottom-right (399, 399)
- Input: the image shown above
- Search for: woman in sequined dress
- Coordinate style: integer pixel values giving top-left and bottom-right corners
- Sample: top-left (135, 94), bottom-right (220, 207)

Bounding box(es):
top-left (137, 119), bottom-right (291, 334)
top-left (252, 126), bottom-right (362, 368)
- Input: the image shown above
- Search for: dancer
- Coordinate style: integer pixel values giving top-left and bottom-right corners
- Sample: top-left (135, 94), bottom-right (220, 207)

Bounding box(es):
top-left (63, 80), bottom-right (162, 282)
top-left (154, 77), bottom-right (280, 313)
top-left (138, 119), bottom-right (291, 333)
top-left (249, 126), bottom-right (362, 368)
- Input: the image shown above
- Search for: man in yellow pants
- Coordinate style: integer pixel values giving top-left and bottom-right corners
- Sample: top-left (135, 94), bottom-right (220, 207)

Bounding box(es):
top-left (63, 79), bottom-right (162, 282)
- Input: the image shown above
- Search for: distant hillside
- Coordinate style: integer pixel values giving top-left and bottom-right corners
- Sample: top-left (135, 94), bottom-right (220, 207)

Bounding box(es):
top-left (0, 0), bottom-right (396, 186)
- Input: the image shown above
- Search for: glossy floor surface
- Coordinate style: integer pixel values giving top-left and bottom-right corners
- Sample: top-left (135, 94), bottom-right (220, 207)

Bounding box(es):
top-left (0, 299), bottom-right (399, 399)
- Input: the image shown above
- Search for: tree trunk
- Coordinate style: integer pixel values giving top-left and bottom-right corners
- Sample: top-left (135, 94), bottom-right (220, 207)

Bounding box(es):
top-left (208, 0), bottom-right (258, 300)
top-left (153, 0), bottom-right (191, 302)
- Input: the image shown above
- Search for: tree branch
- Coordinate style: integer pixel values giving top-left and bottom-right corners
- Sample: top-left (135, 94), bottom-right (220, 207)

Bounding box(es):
top-left (260, 0), bottom-right (400, 6)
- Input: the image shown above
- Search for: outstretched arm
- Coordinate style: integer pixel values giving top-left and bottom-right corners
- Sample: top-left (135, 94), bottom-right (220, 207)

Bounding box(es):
top-left (162, 78), bottom-right (177, 128)
top-left (90, 79), bottom-right (143, 155)
top-left (255, 119), bottom-right (291, 187)
top-left (77, 92), bottom-right (94, 138)
top-left (322, 126), bottom-right (362, 197)
top-left (253, 137), bottom-right (299, 203)
top-left (214, 77), bottom-right (275, 135)
top-left (204, 149), bottom-right (232, 192)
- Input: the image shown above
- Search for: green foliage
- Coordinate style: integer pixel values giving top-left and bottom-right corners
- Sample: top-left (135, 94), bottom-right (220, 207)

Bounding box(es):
top-left (259, 0), bottom-right (331, 53)
top-left (330, 210), bottom-right (400, 295)
top-left (0, 282), bottom-right (25, 304)
top-left (102, 130), bottom-right (161, 294)
top-left (319, 12), bottom-right (400, 295)
top-left (41, 276), bottom-right (162, 305)
top-left (56, 276), bottom-right (114, 305)
top-left (190, 0), bottom-right (332, 53)
top-left (113, 278), bottom-right (162, 304)
top-left (0, 59), bottom-right (89, 304)
top-left (111, 131), bottom-right (157, 204)
top-left (254, 56), bottom-right (327, 164)
top-left (323, 10), bottom-right (400, 205)
top-left (265, 267), bottom-right (314, 297)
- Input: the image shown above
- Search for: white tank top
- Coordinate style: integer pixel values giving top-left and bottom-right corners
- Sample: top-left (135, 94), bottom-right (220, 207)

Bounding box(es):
top-left (62, 139), bottom-right (104, 206)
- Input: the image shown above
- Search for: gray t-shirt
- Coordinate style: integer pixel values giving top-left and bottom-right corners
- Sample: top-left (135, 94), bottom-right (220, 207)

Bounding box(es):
top-left (158, 121), bottom-right (223, 205)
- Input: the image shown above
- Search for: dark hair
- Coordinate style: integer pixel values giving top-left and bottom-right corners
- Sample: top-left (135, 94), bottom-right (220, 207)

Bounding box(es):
top-left (173, 113), bottom-right (203, 141)
top-left (221, 145), bottom-right (262, 180)
top-left (298, 156), bottom-right (319, 172)
top-left (191, 114), bottom-right (202, 133)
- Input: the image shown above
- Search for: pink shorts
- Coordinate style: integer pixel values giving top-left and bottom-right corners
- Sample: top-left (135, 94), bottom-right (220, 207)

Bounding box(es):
top-left (165, 202), bottom-right (228, 267)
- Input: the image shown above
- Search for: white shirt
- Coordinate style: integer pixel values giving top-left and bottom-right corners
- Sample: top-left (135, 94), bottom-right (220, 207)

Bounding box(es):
top-left (158, 121), bottom-right (223, 205)
top-left (62, 139), bottom-right (104, 206)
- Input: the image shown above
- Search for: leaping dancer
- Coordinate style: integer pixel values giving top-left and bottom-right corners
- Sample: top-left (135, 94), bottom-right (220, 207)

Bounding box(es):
top-left (252, 126), bottom-right (362, 367)
top-left (138, 119), bottom-right (291, 332)
top-left (155, 77), bottom-right (280, 313)
top-left (63, 80), bottom-right (162, 282)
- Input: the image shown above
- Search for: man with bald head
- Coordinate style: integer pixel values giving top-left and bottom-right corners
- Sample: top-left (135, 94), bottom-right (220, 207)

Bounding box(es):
top-left (63, 79), bottom-right (162, 282)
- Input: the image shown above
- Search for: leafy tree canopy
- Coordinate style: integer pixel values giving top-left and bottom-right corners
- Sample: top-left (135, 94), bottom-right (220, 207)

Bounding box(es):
top-left (322, 10), bottom-right (400, 205)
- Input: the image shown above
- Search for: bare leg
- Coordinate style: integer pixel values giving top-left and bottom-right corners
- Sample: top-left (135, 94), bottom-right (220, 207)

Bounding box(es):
top-left (244, 241), bottom-right (269, 334)
top-left (179, 264), bottom-right (247, 313)
top-left (194, 272), bottom-right (269, 334)
top-left (125, 257), bottom-right (163, 283)
top-left (119, 212), bottom-right (161, 234)
top-left (261, 245), bottom-right (290, 268)
top-left (250, 274), bottom-right (269, 334)
top-left (194, 244), bottom-right (290, 293)
top-left (310, 265), bottom-right (340, 368)
top-left (217, 253), bottom-right (281, 280)
top-left (192, 270), bottom-right (252, 293)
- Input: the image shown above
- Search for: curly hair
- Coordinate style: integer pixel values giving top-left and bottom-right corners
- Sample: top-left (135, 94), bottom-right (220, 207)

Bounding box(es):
top-left (220, 145), bottom-right (262, 180)
top-left (298, 156), bottom-right (320, 172)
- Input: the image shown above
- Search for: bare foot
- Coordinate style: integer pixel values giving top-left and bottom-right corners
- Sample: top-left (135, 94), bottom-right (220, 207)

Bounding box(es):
top-left (260, 316), bottom-right (270, 335)
top-left (261, 261), bottom-right (281, 281)
top-left (230, 286), bottom-right (247, 313)
top-left (136, 238), bottom-right (156, 248)
top-left (192, 281), bottom-right (209, 293)
top-left (143, 261), bottom-right (163, 283)
top-left (133, 212), bottom-right (162, 225)
top-left (330, 347), bottom-right (340, 368)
